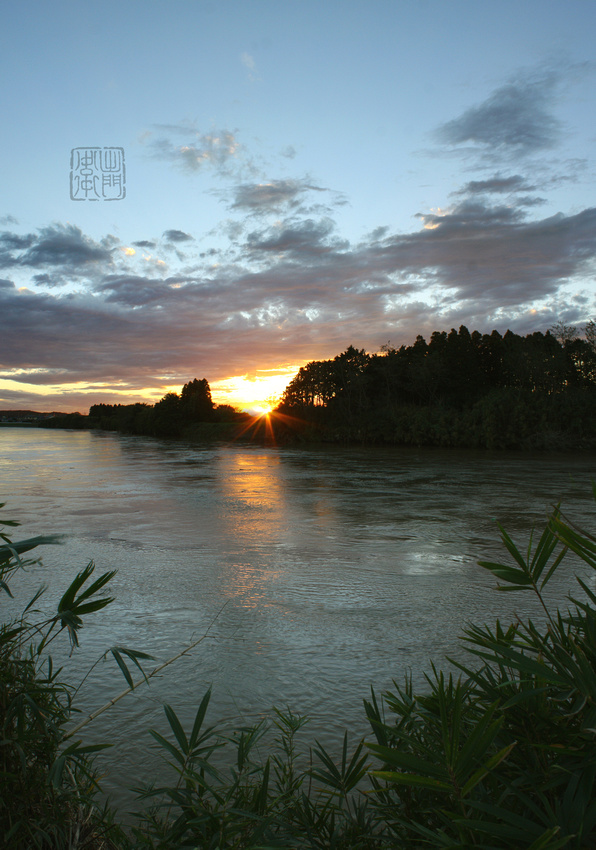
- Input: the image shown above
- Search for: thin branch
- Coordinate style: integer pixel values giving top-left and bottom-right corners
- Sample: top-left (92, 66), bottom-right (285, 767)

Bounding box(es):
top-left (64, 601), bottom-right (230, 740)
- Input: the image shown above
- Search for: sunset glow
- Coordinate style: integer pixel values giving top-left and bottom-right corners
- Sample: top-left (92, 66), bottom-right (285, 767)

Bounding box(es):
top-left (0, 2), bottom-right (595, 414)
top-left (247, 404), bottom-right (272, 417)
top-left (210, 368), bottom-right (300, 412)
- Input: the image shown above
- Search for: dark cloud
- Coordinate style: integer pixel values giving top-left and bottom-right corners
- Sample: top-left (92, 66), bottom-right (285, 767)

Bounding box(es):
top-left (133, 240), bottom-right (157, 248)
top-left (0, 232), bottom-right (35, 268)
top-left (456, 175), bottom-right (536, 195)
top-left (232, 179), bottom-right (326, 213)
top-left (101, 234), bottom-right (121, 249)
top-left (0, 369), bottom-right (79, 386)
top-left (0, 225), bottom-right (112, 276)
top-left (375, 205), bottom-right (596, 310)
top-left (517, 195), bottom-right (547, 208)
top-left (367, 226), bottom-right (390, 242)
top-left (246, 217), bottom-right (349, 257)
top-left (2, 199), bottom-right (595, 408)
top-left (435, 71), bottom-right (562, 158)
top-left (32, 273), bottom-right (66, 288)
top-left (415, 200), bottom-right (524, 230)
top-left (18, 224), bottom-right (112, 269)
top-left (95, 275), bottom-right (181, 307)
top-left (162, 229), bottom-right (193, 242)
top-left (0, 231), bottom-right (35, 251)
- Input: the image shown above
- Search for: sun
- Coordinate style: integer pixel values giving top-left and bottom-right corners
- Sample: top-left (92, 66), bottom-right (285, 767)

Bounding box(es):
top-left (246, 404), bottom-right (272, 417)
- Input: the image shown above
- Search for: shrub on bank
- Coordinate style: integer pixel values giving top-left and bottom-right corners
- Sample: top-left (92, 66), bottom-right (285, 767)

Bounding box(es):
top-left (3, 491), bottom-right (596, 847)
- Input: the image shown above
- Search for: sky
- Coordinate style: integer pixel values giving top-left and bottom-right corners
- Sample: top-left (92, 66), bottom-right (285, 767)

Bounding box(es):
top-left (1, 0), bottom-right (596, 412)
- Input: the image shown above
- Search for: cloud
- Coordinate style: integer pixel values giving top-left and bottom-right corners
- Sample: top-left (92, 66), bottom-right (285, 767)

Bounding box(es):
top-left (455, 175), bottom-right (536, 195)
top-left (379, 205), bottom-right (596, 309)
top-left (0, 225), bottom-right (112, 276)
top-left (162, 229), bottom-right (193, 243)
top-left (32, 272), bottom-right (67, 288)
top-left (415, 200), bottom-right (524, 230)
top-left (0, 231), bottom-right (34, 268)
top-left (2, 196), bottom-right (594, 410)
top-left (231, 179), bottom-right (328, 214)
top-left (435, 69), bottom-right (562, 159)
top-left (94, 274), bottom-right (178, 307)
top-left (246, 217), bottom-right (349, 258)
top-left (20, 224), bottom-right (112, 269)
top-left (146, 125), bottom-right (240, 174)
top-left (3, 62), bottom-right (596, 410)
top-left (241, 52), bottom-right (259, 82)
top-left (0, 231), bottom-right (34, 251)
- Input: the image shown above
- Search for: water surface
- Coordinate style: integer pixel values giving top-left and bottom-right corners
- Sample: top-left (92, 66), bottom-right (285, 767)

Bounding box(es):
top-left (2, 428), bottom-right (595, 810)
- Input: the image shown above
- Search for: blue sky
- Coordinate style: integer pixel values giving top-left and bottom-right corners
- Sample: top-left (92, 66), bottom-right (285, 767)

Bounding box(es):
top-left (1, 0), bottom-right (596, 411)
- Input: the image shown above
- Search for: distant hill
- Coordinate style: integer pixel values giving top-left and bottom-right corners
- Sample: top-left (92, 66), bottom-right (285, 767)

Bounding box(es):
top-left (0, 410), bottom-right (64, 422)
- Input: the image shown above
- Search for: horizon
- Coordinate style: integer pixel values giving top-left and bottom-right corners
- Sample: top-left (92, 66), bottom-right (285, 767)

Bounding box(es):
top-left (0, 319), bottom-right (579, 417)
top-left (2, 2), bottom-right (596, 410)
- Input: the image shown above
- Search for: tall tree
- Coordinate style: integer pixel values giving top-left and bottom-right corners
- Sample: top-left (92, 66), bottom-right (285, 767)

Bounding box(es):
top-left (180, 378), bottom-right (214, 421)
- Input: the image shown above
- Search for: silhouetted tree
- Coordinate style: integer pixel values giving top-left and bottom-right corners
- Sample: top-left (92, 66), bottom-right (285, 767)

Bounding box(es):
top-left (275, 326), bottom-right (596, 448)
top-left (180, 378), bottom-right (214, 421)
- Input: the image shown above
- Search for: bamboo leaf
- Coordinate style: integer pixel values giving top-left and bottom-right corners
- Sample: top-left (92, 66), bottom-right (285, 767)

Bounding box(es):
top-left (164, 704), bottom-right (189, 756)
top-left (0, 534), bottom-right (63, 565)
top-left (460, 741), bottom-right (516, 797)
top-left (478, 560), bottom-right (533, 582)
top-left (148, 729), bottom-right (186, 766)
top-left (110, 646), bottom-right (154, 689)
top-left (371, 770), bottom-right (452, 792)
top-left (368, 744), bottom-right (450, 781)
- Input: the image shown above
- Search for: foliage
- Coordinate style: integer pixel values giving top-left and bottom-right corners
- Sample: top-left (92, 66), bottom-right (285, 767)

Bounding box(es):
top-left (0, 505), bottom-right (144, 849)
top-left (276, 324), bottom-right (596, 448)
top-left (365, 495), bottom-right (596, 848)
top-left (87, 379), bottom-right (245, 439)
top-left (130, 698), bottom-right (385, 849)
top-left (42, 323), bottom-right (596, 447)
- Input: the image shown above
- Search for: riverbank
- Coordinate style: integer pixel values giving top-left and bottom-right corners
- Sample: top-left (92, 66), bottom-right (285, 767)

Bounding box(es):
top-left (37, 397), bottom-right (596, 452)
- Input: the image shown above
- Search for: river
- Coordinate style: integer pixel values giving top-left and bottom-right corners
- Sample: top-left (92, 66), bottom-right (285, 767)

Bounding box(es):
top-left (1, 427), bottom-right (595, 813)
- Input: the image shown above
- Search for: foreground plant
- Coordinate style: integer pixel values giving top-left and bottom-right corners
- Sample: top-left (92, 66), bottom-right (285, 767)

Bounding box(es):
top-left (130, 695), bottom-right (384, 849)
top-left (0, 505), bottom-right (146, 849)
top-left (365, 497), bottom-right (596, 849)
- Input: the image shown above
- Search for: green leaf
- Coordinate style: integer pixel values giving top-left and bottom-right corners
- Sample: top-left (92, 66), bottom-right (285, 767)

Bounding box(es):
top-left (460, 741), bottom-right (516, 797)
top-left (371, 769), bottom-right (452, 792)
top-left (368, 744), bottom-right (450, 781)
top-left (478, 559), bottom-right (533, 588)
top-left (56, 562), bottom-right (116, 645)
top-left (0, 534), bottom-right (63, 565)
top-left (164, 704), bottom-right (189, 755)
top-left (110, 646), bottom-right (154, 688)
top-left (148, 729), bottom-right (186, 766)
top-left (254, 757), bottom-right (270, 814)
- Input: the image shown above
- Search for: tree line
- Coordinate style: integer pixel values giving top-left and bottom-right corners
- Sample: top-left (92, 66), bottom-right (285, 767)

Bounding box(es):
top-left (44, 322), bottom-right (596, 449)
top-left (88, 378), bottom-right (245, 438)
top-left (41, 378), bottom-right (246, 438)
top-left (275, 323), bottom-right (596, 449)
